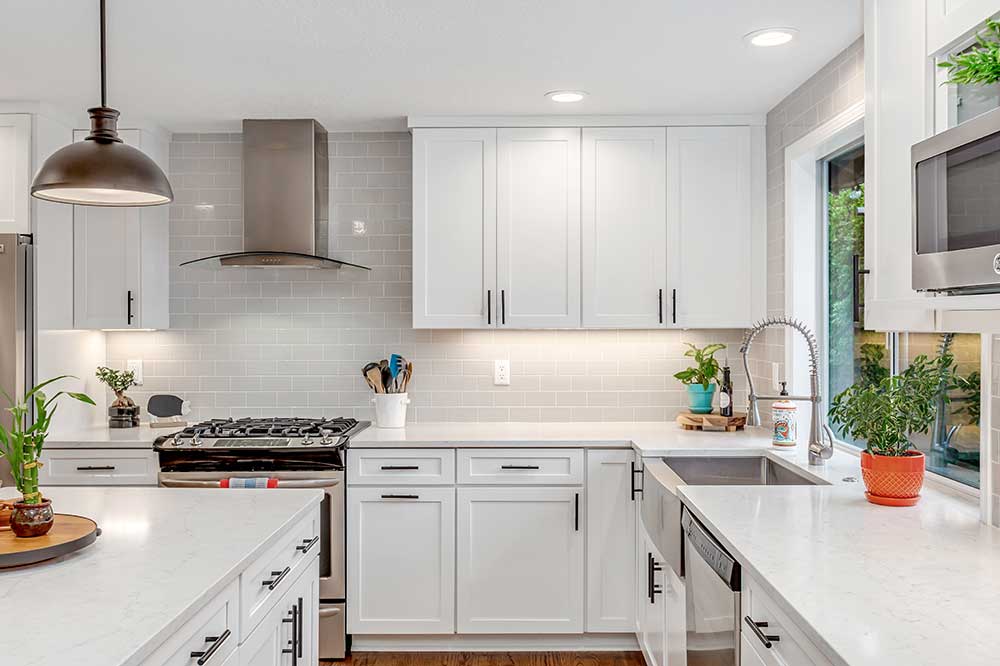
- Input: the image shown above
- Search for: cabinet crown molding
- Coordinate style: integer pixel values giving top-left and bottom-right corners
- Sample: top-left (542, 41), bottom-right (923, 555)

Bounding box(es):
top-left (407, 114), bottom-right (766, 129)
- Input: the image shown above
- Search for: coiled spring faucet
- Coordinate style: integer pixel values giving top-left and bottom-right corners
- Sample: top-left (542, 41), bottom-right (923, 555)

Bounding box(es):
top-left (739, 316), bottom-right (835, 465)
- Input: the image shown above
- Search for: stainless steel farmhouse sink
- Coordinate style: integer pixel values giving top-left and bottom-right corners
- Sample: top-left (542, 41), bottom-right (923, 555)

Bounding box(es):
top-left (661, 455), bottom-right (825, 486)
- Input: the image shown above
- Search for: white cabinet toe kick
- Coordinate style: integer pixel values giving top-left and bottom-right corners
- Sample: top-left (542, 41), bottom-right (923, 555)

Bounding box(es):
top-left (345, 447), bottom-right (639, 649)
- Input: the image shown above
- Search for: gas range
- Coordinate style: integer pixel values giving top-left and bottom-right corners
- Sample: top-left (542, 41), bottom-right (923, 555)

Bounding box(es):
top-left (154, 417), bottom-right (369, 451)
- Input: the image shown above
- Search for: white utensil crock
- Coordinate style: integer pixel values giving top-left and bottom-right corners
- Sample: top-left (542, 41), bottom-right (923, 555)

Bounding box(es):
top-left (373, 393), bottom-right (410, 428)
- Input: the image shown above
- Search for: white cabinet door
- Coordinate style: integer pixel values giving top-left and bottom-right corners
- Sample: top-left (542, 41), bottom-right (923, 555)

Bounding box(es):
top-left (412, 128), bottom-right (497, 328)
top-left (667, 126), bottom-right (755, 328)
top-left (457, 486), bottom-right (583, 633)
top-left (636, 519), bottom-right (667, 666)
top-left (347, 487), bottom-right (455, 634)
top-left (0, 114), bottom-right (31, 234)
top-left (497, 128), bottom-right (581, 328)
top-left (582, 127), bottom-right (667, 328)
top-left (240, 558), bottom-right (318, 666)
top-left (586, 449), bottom-right (635, 632)
top-left (72, 128), bottom-right (169, 330)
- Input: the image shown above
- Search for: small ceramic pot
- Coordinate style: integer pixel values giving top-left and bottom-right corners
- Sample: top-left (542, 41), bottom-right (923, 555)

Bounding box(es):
top-left (686, 384), bottom-right (716, 414)
top-left (860, 451), bottom-right (925, 506)
top-left (10, 499), bottom-right (54, 537)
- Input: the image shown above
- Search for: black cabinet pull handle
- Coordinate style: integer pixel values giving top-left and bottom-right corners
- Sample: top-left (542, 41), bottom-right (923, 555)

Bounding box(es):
top-left (671, 288), bottom-right (677, 324)
top-left (297, 597), bottom-right (304, 658)
top-left (380, 465), bottom-right (420, 470)
top-left (500, 464), bottom-right (539, 470)
top-left (658, 288), bottom-right (663, 324)
top-left (647, 552), bottom-right (663, 603)
top-left (744, 616), bottom-right (780, 648)
top-left (262, 566), bottom-right (291, 590)
top-left (127, 289), bottom-right (134, 325)
top-left (296, 535), bottom-right (319, 554)
top-left (487, 289), bottom-right (492, 325)
top-left (190, 629), bottom-right (230, 665)
top-left (282, 603), bottom-right (299, 665)
top-left (76, 465), bottom-right (116, 471)
top-left (381, 494), bottom-right (419, 499)
top-left (630, 462), bottom-right (643, 501)
top-left (574, 492), bottom-right (579, 532)
top-left (501, 289), bottom-right (506, 325)
top-left (852, 254), bottom-right (870, 324)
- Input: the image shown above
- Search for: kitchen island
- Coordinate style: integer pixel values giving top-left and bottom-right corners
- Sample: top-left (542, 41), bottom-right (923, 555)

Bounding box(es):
top-left (0, 486), bottom-right (322, 666)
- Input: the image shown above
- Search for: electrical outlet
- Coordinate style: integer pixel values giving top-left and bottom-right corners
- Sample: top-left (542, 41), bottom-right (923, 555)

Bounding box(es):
top-left (127, 359), bottom-right (144, 386)
top-left (494, 360), bottom-right (511, 386)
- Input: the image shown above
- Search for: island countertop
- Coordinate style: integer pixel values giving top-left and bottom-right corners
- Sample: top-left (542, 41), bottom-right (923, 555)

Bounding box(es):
top-left (0, 486), bottom-right (322, 666)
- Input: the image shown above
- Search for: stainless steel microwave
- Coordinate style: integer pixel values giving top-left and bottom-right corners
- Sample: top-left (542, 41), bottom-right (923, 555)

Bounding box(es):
top-left (913, 106), bottom-right (1000, 293)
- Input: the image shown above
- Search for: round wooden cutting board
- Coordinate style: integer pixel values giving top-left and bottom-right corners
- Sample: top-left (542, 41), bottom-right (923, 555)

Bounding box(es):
top-left (0, 514), bottom-right (100, 568)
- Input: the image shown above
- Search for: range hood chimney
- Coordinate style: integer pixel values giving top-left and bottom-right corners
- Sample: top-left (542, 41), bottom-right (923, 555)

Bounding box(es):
top-left (180, 119), bottom-right (369, 270)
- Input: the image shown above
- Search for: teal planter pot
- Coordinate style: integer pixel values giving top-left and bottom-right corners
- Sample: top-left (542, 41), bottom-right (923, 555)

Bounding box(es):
top-left (686, 384), bottom-right (716, 414)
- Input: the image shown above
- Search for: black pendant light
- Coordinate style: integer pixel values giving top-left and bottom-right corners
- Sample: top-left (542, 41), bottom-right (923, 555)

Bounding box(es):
top-left (30, 0), bottom-right (172, 207)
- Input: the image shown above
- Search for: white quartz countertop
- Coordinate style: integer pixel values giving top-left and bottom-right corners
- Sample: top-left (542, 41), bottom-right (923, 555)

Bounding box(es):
top-left (679, 482), bottom-right (998, 666)
top-left (0, 486), bottom-right (322, 666)
top-left (45, 423), bottom-right (167, 448)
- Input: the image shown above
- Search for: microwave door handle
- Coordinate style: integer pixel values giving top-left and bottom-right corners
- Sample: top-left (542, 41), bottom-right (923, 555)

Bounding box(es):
top-left (159, 478), bottom-right (341, 489)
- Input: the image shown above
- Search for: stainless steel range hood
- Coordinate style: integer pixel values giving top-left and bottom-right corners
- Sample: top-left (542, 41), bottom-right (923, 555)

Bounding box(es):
top-left (180, 119), bottom-right (369, 270)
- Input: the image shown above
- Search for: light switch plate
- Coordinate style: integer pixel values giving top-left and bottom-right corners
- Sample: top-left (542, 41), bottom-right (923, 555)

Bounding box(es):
top-left (127, 359), bottom-right (144, 386)
top-left (494, 360), bottom-right (511, 386)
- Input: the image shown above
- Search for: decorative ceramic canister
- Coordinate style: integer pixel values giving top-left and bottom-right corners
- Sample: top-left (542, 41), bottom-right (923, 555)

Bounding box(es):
top-left (772, 381), bottom-right (797, 446)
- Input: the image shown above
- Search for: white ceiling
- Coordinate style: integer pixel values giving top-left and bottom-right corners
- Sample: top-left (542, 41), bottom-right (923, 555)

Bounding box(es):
top-left (0, 0), bottom-right (863, 132)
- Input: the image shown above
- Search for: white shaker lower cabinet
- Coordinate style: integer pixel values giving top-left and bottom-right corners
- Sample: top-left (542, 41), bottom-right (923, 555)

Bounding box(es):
top-left (240, 557), bottom-right (319, 666)
top-left (581, 127), bottom-right (667, 328)
top-left (347, 487), bottom-right (456, 634)
top-left (456, 486), bottom-right (584, 633)
top-left (412, 128), bottom-right (497, 329)
top-left (666, 125), bottom-right (761, 328)
top-left (585, 449), bottom-right (636, 632)
top-left (635, 518), bottom-right (667, 666)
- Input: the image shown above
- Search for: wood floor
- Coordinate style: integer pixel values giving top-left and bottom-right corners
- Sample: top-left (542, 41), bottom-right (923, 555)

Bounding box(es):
top-left (324, 652), bottom-right (644, 666)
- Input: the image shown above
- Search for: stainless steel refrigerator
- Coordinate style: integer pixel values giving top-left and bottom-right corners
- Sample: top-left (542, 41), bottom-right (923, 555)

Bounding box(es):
top-left (0, 234), bottom-right (34, 488)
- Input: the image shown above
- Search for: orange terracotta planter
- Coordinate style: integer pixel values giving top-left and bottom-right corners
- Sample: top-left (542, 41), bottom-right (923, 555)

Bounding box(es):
top-left (860, 451), bottom-right (925, 506)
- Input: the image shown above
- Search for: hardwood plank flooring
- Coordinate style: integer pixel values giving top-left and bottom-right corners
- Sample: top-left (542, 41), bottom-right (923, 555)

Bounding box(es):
top-left (324, 652), bottom-right (644, 666)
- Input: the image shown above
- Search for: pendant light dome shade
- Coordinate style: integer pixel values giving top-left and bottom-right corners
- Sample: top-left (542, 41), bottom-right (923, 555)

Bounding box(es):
top-left (29, 0), bottom-right (173, 207)
top-left (31, 107), bottom-right (173, 206)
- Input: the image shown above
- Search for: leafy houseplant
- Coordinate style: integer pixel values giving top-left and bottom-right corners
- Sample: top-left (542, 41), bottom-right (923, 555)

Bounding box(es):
top-left (0, 376), bottom-right (94, 536)
top-left (673, 343), bottom-right (726, 414)
top-left (939, 19), bottom-right (1000, 86)
top-left (829, 354), bottom-right (952, 506)
top-left (96, 366), bottom-right (139, 428)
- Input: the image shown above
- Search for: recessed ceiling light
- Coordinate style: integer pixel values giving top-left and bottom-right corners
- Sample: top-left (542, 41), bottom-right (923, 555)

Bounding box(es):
top-left (546, 90), bottom-right (587, 103)
top-left (744, 28), bottom-right (798, 47)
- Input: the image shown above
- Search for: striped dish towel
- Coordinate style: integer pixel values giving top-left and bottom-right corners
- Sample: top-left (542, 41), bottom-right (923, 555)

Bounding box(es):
top-left (220, 477), bottom-right (278, 488)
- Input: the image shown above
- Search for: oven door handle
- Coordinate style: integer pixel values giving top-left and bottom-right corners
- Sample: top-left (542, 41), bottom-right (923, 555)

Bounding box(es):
top-left (159, 478), bottom-right (341, 489)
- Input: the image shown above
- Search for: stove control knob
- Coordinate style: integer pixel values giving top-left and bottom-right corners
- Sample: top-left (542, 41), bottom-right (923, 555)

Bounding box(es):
top-left (319, 429), bottom-right (333, 446)
top-left (191, 432), bottom-right (203, 447)
top-left (301, 432), bottom-right (314, 445)
top-left (171, 435), bottom-right (182, 447)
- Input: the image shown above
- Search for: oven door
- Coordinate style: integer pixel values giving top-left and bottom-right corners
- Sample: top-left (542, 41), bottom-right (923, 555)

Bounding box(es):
top-left (913, 106), bottom-right (1000, 293)
top-left (158, 470), bottom-right (345, 601)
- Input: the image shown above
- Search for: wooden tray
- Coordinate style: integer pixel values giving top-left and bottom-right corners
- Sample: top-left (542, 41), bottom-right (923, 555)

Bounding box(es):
top-left (0, 513), bottom-right (100, 568)
top-left (676, 412), bottom-right (747, 432)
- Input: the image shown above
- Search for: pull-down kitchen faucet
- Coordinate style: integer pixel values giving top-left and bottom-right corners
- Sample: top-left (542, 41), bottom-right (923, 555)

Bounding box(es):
top-left (739, 316), bottom-right (835, 465)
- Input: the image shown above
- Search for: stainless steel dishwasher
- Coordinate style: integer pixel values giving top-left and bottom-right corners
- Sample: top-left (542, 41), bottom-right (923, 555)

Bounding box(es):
top-left (681, 506), bottom-right (741, 666)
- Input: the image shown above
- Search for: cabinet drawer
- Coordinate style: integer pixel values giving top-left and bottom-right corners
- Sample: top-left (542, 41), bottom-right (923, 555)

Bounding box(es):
top-left (240, 510), bottom-right (321, 640)
top-left (457, 449), bottom-right (583, 485)
top-left (348, 449), bottom-right (455, 485)
top-left (142, 579), bottom-right (238, 666)
top-left (38, 449), bottom-right (157, 486)
top-left (742, 575), bottom-right (833, 666)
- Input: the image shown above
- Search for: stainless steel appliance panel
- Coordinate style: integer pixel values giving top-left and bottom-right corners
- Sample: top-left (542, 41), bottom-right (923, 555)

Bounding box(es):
top-left (681, 506), bottom-right (741, 666)
top-left (0, 234), bottom-right (33, 487)
top-left (318, 602), bottom-right (346, 659)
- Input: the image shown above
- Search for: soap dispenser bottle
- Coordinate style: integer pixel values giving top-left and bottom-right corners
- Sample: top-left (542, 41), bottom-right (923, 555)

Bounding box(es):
top-left (772, 381), bottom-right (797, 447)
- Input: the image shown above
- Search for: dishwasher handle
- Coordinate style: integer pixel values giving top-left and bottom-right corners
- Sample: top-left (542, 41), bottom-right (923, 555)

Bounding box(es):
top-left (681, 506), bottom-right (740, 591)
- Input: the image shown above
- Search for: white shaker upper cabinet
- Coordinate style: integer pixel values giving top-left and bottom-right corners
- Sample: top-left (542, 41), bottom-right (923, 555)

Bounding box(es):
top-left (582, 128), bottom-right (667, 328)
top-left (412, 128), bottom-right (497, 328)
top-left (0, 114), bottom-right (31, 235)
top-left (497, 128), bottom-right (581, 328)
top-left (666, 126), bottom-right (755, 328)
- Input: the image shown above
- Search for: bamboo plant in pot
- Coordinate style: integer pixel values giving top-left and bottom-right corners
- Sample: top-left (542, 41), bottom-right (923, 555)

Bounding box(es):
top-left (829, 354), bottom-right (951, 506)
top-left (673, 343), bottom-right (726, 414)
top-left (0, 376), bottom-right (95, 536)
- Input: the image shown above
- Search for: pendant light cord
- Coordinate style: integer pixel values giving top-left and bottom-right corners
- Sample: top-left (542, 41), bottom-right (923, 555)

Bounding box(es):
top-left (100, 0), bottom-right (107, 107)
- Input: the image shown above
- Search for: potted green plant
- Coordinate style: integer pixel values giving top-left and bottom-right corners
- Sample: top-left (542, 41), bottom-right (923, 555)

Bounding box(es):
top-left (0, 376), bottom-right (95, 537)
top-left (939, 19), bottom-right (1000, 86)
top-left (673, 343), bottom-right (725, 414)
top-left (96, 366), bottom-right (139, 428)
top-left (829, 354), bottom-right (951, 506)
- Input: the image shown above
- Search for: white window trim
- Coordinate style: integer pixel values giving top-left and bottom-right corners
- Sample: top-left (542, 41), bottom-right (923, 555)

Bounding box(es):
top-left (783, 100), bottom-right (990, 517)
